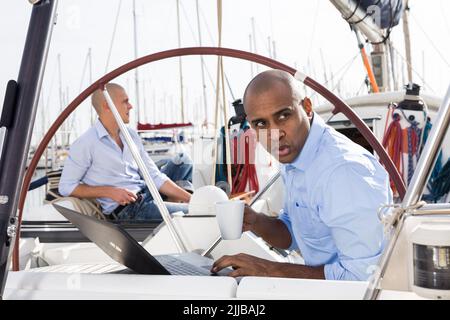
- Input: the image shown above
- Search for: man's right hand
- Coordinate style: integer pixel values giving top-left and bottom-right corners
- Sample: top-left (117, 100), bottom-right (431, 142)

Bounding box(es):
top-left (243, 205), bottom-right (258, 232)
top-left (106, 187), bottom-right (137, 206)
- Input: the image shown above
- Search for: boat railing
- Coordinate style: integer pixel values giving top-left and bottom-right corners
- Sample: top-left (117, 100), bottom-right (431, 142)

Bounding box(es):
top-left (364, 83), bottom-right (450, 300)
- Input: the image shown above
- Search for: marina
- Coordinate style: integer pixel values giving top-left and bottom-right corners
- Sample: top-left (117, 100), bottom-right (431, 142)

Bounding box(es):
top-left (0, 0), bottom-right (449, 301)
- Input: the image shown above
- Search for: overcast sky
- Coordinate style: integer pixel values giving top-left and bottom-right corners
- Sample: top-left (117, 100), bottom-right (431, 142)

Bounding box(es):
top-left (1, 0), bottom-right (449, 145)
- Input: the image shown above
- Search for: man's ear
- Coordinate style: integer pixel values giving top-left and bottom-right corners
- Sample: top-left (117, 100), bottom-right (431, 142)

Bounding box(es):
top-left (102, 100), bottom-right (110, 113)
top-left (301, 97), bottom-right (313, 117)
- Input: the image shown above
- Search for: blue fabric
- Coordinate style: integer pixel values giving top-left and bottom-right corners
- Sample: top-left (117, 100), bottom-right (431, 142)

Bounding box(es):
top-left (115, 157), bottom-right (192, 221)
top-left (59, 120), bottom-right (180, 214)
top-left (278, 113), bottom-right (392, 281)
top-left (116, 187), bottom-right (188, 221)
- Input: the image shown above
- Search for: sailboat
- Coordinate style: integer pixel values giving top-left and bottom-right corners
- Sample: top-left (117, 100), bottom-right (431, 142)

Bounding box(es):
top-left (0, 0), bottom-right (449, 300)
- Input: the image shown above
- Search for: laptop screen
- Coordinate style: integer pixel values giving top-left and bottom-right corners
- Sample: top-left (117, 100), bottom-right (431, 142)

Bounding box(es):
top-left (53, 203), bottom-right (170, 275)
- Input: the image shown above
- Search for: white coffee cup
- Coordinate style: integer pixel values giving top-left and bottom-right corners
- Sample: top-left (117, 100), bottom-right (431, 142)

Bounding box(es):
top-left (215, 200), bottom-right (245, 240)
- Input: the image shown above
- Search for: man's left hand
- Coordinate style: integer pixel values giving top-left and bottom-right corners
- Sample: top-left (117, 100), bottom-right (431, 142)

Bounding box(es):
top-left (211, 253), bottom-right (278, 277)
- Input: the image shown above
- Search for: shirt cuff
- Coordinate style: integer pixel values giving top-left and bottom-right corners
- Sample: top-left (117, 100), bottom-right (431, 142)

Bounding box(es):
top-left (324, 261), bottom-right (363, 281)
top-left (58, 182), bottom-right (78, 197)
top-left (153, 172), bottom-right (170, 190)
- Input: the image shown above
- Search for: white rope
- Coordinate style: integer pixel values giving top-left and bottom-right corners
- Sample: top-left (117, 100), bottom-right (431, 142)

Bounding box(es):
top-left (377, 200), bottom-right (427, 235)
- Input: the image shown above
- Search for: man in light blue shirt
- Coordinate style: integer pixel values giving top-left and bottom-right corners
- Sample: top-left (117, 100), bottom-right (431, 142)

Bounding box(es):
top-left (59, 83), bottom-right (192, 221)
top-left (212, 70), bottom-right (392, 281)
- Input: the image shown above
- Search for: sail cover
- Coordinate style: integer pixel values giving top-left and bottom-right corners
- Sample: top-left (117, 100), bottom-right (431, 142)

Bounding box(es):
top-left (359, 0), bottom-right (403, 29)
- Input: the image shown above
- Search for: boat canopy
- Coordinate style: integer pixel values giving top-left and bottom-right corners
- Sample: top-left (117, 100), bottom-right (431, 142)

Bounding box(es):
top-left (359, 0), bottom-right (403, 29)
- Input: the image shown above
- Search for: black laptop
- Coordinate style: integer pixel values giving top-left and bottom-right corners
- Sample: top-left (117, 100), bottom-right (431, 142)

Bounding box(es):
top-left (53, 203), bottom-right (225, 276)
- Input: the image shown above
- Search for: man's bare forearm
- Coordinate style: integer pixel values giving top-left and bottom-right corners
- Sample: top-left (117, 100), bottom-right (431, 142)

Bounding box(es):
top-left (70, 184), bottom-right (113, 199)
top-left (272, 262), bottom-right (325, 279)
top-left (159, 180), bottom-right (191, 202)
top-left (253, 214), bottom-right (293, 249)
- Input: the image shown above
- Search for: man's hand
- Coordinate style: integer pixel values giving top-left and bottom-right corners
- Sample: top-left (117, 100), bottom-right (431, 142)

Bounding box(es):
top-left (106, 187), bottom-right (137, 206)
top-left (243, 205), bottom-right (258, 232)
top-left (211, 253), bottom-right (326, 279)
top-left (211, 253), bottom-right (279, 277)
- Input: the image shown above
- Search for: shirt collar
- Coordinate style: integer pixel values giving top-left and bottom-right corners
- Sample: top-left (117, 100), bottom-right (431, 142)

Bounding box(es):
top-left (94, 120), bottom-right (109, 139)
top-left (284, 113), bottom-right (326, 172)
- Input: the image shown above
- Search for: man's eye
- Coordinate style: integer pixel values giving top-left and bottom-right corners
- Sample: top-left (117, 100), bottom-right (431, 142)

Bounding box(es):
top-left (255, 121), bottom-right (266, 128)
top-left (279, 112), bottom-right (290, 121)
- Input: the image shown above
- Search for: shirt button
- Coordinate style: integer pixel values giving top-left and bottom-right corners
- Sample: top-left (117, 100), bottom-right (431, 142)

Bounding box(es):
top-left (295, 202), bottom-right (299, 207)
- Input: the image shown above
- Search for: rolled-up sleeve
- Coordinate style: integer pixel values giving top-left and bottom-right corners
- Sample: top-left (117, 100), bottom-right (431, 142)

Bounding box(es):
top-left (59, 140), bottom-right (92, 196)
top-left (320, 163), bottom-right (390, 281)
top-left (132, 130), bottom-right (169, 190)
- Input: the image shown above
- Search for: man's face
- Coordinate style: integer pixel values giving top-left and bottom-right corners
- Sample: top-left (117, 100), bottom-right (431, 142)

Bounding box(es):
top-left (244, 86), bottom-right (310, 164)
top-left (111, 88), bottom-right (133, 124)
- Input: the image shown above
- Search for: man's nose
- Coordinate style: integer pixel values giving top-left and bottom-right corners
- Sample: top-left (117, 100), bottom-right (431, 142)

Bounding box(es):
top-left (269, 128), bottom-right (285, 141)
top-left (128, 103), bottom-right (133, 110)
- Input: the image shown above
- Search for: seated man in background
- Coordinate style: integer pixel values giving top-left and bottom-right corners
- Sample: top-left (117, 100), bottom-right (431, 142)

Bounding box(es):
top-left (59, 83), bottom-right (192, 221)
top-left (212, 70), bottom-right (392, 281)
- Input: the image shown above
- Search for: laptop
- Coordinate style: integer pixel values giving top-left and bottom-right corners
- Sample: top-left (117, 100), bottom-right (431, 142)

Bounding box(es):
top-left (53, 203), bottom-right (229, 276)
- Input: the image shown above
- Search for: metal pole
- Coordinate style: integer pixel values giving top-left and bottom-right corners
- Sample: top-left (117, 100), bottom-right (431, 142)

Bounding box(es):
top-left (195, 0), bottom-right (208, 127)
top-left (402, 0), bottom-right (413, 83)
top-left (176, 0), bottom-right (185, 123)
top-left (133, 0), bottom-right (141, 124)
top-left (0, 0), bottom-right (58, 297)
top-left (251, 17), bottom-right (259, 74)
top-left (102, 89), bottom-right (187, 253)
top-left (364, 84), bottom-right (450, 300)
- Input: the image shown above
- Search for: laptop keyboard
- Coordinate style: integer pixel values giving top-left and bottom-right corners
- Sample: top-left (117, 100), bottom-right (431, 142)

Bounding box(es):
top-left (155, 255), bottom-right (211, 276)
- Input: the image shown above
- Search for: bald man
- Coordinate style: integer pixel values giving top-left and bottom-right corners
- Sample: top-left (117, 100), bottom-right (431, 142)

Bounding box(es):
top-left (212, 70), bottom-right (392, 281)
top-left (59, 83), bottom-right (192, 221)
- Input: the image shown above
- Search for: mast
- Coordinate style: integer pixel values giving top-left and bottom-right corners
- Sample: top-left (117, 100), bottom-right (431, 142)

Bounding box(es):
top-left (402, 0), bottom-right (413, 83)
top-left (0, 0), bottom-right (58, 296)
top-left (176, 0), bottom-right (185, 123)
top-left (57, 53), bottom-right (63, 148)
top-left (195, 0), bottom-right (208, 127)
top-left (267, 36), bottom-right (272, 58)
top-left (251, 17), bottom-right (259, 73)
top-left (329, 0), bottom-right (384, 43)
top-left (88, 47), bottom-right (93, 124)
top-left (248, 34), bottom-right (254, 77)
top-left (272, 39), bottom-right (277, 59)
top-left (133, 0), bottom-right (141, 124)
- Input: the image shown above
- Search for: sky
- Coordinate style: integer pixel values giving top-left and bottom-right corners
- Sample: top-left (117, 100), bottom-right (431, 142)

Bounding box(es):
top-left (1, 0), bottom-right (450, 146)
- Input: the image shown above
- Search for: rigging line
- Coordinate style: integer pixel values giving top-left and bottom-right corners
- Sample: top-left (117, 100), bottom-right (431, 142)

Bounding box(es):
top-left (309, 53), bottom-right (360, 99)
top-left (104, 0), bottom-right (123, 73)
top-left (196, 4), bottom-right (236, 100)
top-left (200, 6), bottom-right (217, 46)
top-left (307, 0), bottom-right (320, 59)
top-left (324, 53), bottom-right (360, 97)
top-left (78, 50), bottom-right (90, 93)
top-left (150, 3), bottom-right (176, 50)
top-left (390, 45), bottom-right (437, 94)
top-left (179, 0), bottom-right (218, 94)
top-left (180, 1), bottom-right (202, 47)
top-left (440, 0), bottom-right (450, 40)
top-left (410, 11), bottom-right (450, 69)
top-left (323, 53), bottom-right (360, 87)
top-left (355, 78), bottom-right (369, 96)
top-left (268, 0), bottom-right (274, 41)
top-left (254, 19), bottom-right (272, 57)
top-left (45, 60), bottom-right (58, 117)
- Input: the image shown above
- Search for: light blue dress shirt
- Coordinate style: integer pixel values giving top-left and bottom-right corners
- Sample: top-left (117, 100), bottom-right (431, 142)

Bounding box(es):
top-left (59, 120), bottom-right (169, 213)
top-left (278, 113), bottom-right (392, 281)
